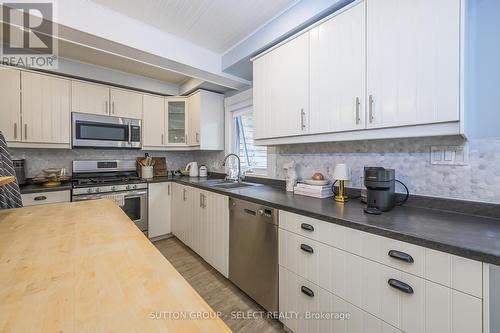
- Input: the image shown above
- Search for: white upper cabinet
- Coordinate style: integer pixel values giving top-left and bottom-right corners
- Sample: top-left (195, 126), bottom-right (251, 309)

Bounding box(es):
top-left (187, 90), bottom-right (224, 150)
top-left (21, 72), bottom-right (71, 144)
top-left (166, 97), bottom-right (188, 145)
top-left (0, 68), bottom-right (21, 142)
top-left (309, 1), bottom-right (366, 133)
top-left (143, 94), bottom-right (166, 147)
top-left (71, 81), bottom-right (110, 116)
top-left (253, 32), bottom-right (309, 139)
top-left (253, 0), bottom-right (463, 144)
top-left (110, 88), bottom-right (143, 119)
top-left (366, 0), bottom-right (460, 128)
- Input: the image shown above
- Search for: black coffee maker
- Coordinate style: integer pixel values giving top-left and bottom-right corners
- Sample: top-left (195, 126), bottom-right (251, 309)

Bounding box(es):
top-left (364, 167), bottom-right (409, 215)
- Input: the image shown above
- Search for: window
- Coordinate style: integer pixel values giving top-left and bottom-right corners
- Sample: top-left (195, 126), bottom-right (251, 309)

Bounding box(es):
top-left (233, 109), bottom-right (267, 174)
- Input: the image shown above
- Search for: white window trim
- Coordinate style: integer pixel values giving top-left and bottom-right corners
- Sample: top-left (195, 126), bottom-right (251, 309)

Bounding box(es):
top-left (224, 89), bottom-right (273, 178)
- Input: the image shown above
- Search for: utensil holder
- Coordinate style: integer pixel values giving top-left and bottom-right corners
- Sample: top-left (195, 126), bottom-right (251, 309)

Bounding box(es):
top-left (141, 166), bottom-right (154, 179)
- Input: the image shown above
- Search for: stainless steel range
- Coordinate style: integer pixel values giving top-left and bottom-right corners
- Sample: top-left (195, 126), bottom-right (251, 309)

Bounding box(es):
top-left (71, 160), bottom-right (148, 234)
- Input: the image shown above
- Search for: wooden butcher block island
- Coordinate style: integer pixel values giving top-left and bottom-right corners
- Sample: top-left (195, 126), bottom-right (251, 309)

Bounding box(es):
top-left (0, 199), bottom-right (231, 333)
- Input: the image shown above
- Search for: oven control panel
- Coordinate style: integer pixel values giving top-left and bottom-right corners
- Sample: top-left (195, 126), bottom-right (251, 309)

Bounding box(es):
top-left (73, 183), bottom-right (148, 195)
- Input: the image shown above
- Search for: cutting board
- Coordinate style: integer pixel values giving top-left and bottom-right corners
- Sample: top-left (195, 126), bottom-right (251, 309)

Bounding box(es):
top-left (136, 157), bottom-right (167, 177)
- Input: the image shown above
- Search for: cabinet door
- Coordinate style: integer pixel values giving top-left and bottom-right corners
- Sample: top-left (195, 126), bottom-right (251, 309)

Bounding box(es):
top-left (71, 81), bottom-right (110, 116)
top-left (171, 183), bottom-right (183, 239)
top-left (310, 2), bottom-right (366, 133)
top-left (110, 88), bottom-right (143, 119)
top-left (187, 93), bottom-right (200, 146)
top-left (253, 56), bottom-right (268, 139)
top-left (166, 98), bottom-right (188, 145)
top-left (21, 72), bottom-right (70, 144)
top-left (204, 191), bottom-right (229, 277)
top-left (143, 94), bottom-right (165, 147)
top-left (367, 0), bottom-right (460, 128)
top-left (198, 91), bottom-right (224, 150)
top-left (191, 188), bottom-right (205, 256)
top-left (0, 68), bottom-right (21, 142)
top-left (258, 32), bottom-right (309, 138)
top-left (148, 182), bottom-right (171, 238)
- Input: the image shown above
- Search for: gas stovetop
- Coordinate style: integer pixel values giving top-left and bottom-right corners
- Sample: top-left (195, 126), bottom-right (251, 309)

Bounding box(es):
top-left (72, 176), bottom-right (144, 188)
top-left (71, 159), bottom-right (148, 195)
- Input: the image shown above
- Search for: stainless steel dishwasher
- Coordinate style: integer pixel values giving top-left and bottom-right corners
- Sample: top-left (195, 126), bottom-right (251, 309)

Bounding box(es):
top-left (229, 197), bottom-right (278, 313)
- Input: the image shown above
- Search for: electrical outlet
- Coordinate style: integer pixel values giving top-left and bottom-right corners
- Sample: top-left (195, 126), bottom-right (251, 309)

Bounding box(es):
top-left (430, 144), bottom-right (469, 166)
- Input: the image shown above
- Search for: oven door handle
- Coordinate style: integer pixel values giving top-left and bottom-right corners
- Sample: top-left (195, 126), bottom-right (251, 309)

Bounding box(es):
top-left (128, 123), bottom-right (132, 144)
top-left (72, 190), bottom-right (147, 201)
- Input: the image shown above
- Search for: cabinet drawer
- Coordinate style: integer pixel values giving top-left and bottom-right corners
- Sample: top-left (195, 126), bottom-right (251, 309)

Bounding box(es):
top-left (279, 210), bottom-right (483, 298)
top-left (279, 266), bottom-right (402, 333)
top-left (343, 254), bottom-right (482, 333)
top-left (22, 190), bottom-right (70, 207)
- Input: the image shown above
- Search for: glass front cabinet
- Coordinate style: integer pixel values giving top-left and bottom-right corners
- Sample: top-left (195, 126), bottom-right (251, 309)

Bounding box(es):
top-left (166, 97), bottom-right (188, 145)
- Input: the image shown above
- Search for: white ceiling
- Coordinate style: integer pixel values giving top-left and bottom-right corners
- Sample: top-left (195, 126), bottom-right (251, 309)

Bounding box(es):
top-left (89, 0), bottom-right (297, 53)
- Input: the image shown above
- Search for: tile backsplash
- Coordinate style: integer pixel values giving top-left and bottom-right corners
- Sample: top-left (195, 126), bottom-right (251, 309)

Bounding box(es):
top-left (8, 148), bottom-right (205, 177)
top-left (274, 136), bottom-right (500, 204)
top-left (9, 135), bottom-right (500, 204)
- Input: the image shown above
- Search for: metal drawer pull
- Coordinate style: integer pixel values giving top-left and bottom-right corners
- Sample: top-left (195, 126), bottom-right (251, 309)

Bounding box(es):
top-left (300, 223), bottom-right (314, 231)
top-left (369, 95), bottom-right (374, 123)
top-left (388, 250), bottom-right (414, 263)
top-left (34, 196), bottom-right (47, 201)
top-left (300, 244), bottom-right (314, 253)
top-left (388, 279), bottom-right (414, 294)
top-left (355, 97), bottom-right (361, 124)
top-left (300, 108), bottom-right (306, 130)
top-left (301, 286), bottom-right (314, 297)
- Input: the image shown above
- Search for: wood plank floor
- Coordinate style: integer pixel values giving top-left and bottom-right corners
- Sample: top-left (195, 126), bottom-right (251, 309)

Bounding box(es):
top-left (154, 237), bottom-right (285, 333)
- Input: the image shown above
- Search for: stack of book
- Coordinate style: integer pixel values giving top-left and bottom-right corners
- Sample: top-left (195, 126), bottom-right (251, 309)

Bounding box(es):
top-left (293, 182), bottom-right (333, 199)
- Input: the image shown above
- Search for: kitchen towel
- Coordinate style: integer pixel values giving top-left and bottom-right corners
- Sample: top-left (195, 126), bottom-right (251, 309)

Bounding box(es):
top-left (0, 132), bottom-right (23, 209)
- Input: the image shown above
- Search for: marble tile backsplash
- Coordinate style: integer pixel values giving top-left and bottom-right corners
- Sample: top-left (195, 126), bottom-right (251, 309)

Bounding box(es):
top-left (9, 148), bottom-right (201, 177)
top-left (274, 136), bottom-right (500, 204)
top-left (9, 135), bottom-right (500, 204)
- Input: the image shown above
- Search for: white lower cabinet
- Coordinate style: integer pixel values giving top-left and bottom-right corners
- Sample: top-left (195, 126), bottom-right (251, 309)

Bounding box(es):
top-left (148, 182), bottom-right (172, 239)
top-left (171, 184), bottom-right (229, 277)
top-left (21, 190), bottom-right (70, 207)
top-left (280, 266), bottom-right (402, 333)
top-left (279, 214), bottom-right (483, 333)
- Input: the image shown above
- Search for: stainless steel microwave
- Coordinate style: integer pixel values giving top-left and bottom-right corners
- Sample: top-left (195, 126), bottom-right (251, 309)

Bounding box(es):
top-left (72, 112), bottom-right (141, 149)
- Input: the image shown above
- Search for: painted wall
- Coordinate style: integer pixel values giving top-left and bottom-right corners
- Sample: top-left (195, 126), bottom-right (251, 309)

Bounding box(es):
top-left (466, 0), bottom-right (500, 139)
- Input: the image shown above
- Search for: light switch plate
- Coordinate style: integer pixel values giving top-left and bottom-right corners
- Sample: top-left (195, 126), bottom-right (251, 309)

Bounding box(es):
top-left (430, 144), bottom-right (469, 166)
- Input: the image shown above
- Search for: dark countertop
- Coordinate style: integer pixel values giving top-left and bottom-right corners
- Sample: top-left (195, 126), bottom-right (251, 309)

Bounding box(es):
top-left (20, 183), bottom-right (73, 194)
top-left (20, 175), bottom-right (500, 265)
top-left (171, 176), bottom-right (500, 266)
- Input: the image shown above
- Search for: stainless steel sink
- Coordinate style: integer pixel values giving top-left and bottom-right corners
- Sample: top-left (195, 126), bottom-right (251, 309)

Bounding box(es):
top-left (212, 182), bottom-right (256, 189)
top-left (198, 179), bottom-right (258, 189)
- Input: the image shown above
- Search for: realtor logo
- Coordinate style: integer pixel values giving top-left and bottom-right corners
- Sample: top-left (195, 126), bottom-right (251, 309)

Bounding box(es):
top-left (1, 2), bottom-right (58, 68)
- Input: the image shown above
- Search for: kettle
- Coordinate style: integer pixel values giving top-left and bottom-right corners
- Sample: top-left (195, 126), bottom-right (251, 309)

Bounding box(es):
top-left (186, 162), bottom-right (199, 177)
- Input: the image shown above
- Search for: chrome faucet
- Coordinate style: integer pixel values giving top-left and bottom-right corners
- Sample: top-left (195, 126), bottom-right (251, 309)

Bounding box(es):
top-left (222, 153), bottom-right (241, 182)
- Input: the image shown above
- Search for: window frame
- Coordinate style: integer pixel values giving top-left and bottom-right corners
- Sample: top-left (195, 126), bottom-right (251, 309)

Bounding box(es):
top-left (224, 89), bottom-right (269, 177)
